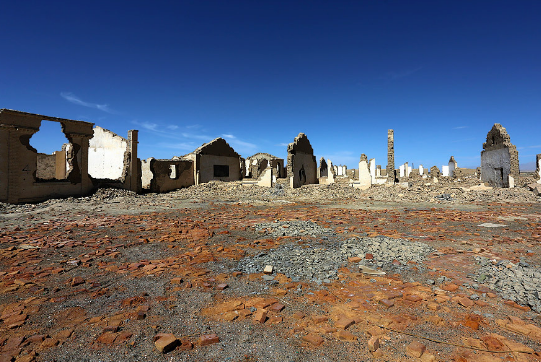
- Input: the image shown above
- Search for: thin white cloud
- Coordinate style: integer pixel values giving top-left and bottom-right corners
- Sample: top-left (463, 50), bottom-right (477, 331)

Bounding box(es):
top-left (132, 120), bottom-right (159, 131)
top-left (383, 66), bottom-right (423, 81)
top-left (166, 125), bottom-right (179, 130)
top-left (528, 145), bottom-right (541, 148)
top-left (60, 92), bottom-right (115, 114)
top-left (182, 133), bottom-right (213, 142)
top-left (222, 134), bottom-right (236, 139)
top-left (276, 143), bottom-right (289, 147)
top-left (453, 126), bottom-right (468, 130)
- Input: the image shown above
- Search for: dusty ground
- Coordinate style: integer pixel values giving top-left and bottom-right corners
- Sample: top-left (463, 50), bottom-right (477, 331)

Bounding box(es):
top-left (1, 180), bottom-right (541, 361)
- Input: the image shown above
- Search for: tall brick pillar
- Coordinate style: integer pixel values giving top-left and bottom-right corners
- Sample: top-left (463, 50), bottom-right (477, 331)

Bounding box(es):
top-left (386, 129), bottom-right (395, 184)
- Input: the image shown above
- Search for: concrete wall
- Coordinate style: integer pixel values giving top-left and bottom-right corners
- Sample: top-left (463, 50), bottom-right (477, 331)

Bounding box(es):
top-left (0, 109), bottom-right (94, 203)
top-left (141, 158), bottom-right (194, 193)
top-left (88, 126), bottom-right (127, 180)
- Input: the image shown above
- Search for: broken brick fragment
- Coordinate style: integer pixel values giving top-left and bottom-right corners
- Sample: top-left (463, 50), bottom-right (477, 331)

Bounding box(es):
top-left (406, 341), bottom-right (426, 358)
top-left (368, 336), bottom-right (380, 352)
top-left (154, 334), bottom-right (178, 353)
top-left (198, 334), bottom-right (220, 346)
top-left (302, 333), bottom-right (324, 346)
top-left (335, 317), bottom-right (355, 330)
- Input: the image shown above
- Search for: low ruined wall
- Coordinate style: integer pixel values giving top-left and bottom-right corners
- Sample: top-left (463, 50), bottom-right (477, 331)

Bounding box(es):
top-left (198, 155), bottom-right (241, 183)
top-left (141, 158), bottom-right (194, 192)
top-left (0, 109), bottom-right (94, 203)
top-left (88, 127), bottom-right (127, 180)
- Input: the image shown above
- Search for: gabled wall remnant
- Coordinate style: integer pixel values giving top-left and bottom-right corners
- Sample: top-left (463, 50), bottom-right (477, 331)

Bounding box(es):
top-left (481, 123), bottom-right (519, 188)
top-left (141, 158), bottom-right (194, 193)
top-left (246, 153), bottom-right (285, 179)
top-left (287, 133), bottom-right (317, 188)
top-left (0, 109), bottom-right (94, 203)
top-left (182, 138), bottom-right (242, 184)
top-left (387, 129), bottom-right (396, 184)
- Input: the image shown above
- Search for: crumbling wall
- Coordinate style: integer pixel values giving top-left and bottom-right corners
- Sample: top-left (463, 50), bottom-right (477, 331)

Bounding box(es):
top-left (387, 129), bottom-right (395, 183)
top-left (536, 154), bottom-right (541, 182)
top-left (430, 166), bottom-right (440, 178)
top-left (0, 109), bottom-right (94, 203)
top-left (183, 138), bottom-right (242, 184)
top-left (287, 133), bottom-right (317, 188)
top-left (355, 154), bottom-right (371, 190)
top-left (88, 126), bottom-right (128, 180)
top-left (318, 158), bottom-right (335, 185)
top-left (246, 153), bottom-right (285, 179)
top-left (141, 158), bottom-right (193, 193)
top-left (481, 123), bottom-right (519, 188)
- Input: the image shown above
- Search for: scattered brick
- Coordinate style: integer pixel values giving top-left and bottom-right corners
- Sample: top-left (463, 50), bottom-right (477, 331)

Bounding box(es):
top-left (302, 333), bottom-right (324, 346)
top-left (406, 341), bottom-right (426, 358)
top-left (198, 334), bottom-right (220, 346)
top-left (154, 334), bottom-right (179, 353)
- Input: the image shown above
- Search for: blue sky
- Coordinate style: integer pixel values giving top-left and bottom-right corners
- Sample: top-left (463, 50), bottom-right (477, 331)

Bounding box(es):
top-left (2, 1), bottom-right (540, 170)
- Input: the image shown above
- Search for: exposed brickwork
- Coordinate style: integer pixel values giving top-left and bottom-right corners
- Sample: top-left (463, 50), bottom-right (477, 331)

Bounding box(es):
top-left (386, 129), bottom-right (395, 183)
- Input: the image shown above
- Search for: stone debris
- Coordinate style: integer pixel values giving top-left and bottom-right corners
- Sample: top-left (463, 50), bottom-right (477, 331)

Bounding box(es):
top-left (253, 220), bottom-right (335, 237)
top-left (476, 256), bottom-right (541, 312)
top-left (341, 237), bottom-right (434, 266)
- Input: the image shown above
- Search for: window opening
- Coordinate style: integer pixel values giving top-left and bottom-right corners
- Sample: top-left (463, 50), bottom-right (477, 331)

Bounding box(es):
top-left (214, 165), bottom-right (229, 178)
top-left (29, 121), bottom-right (71, 180)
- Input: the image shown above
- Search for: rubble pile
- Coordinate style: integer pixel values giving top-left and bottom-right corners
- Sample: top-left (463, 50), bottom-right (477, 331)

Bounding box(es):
top-left (253, 220), bottom-right (335, 238)
top-left (476, 256), bottom-right (541, 312)
top-left (340, 236), bottom-right (434, 265)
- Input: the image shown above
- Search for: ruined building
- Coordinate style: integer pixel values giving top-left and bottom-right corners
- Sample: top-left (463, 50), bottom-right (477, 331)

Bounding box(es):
top-left (0, 109), bottom-right (96, 203)
top-left (481, 123), bottom-right (519, 188)
top-left (287, 133), bottom-right (317, 188)
top-left (245, 153), bottom-right (285, 179)
top-left (318, 157), bottom-right (335, 185)
top-left (181, 137), bottom-right (243, 184)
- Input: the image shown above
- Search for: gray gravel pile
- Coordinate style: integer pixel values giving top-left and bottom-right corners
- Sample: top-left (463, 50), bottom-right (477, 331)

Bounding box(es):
top-left (475, 256), bottom-right (541, 312)
top-left (361, 184), bottom-right (538, 204)
top-left (253, 220), bottom-right (335, 237)
top-left (237, 235), bottom-right (434, 283)
top-left (237, 241), bottom-right (343, 283)
top-left (340, 236), bottom-right (434, 265)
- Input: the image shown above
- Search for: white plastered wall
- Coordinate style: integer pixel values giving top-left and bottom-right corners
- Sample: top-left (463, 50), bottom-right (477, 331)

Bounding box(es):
top-left (88, 126), bottom-right (127, 180)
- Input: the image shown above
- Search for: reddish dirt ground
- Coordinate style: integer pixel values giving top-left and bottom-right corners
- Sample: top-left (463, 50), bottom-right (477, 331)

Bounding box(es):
top-left (1, 196), bottom-right (541, 361)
